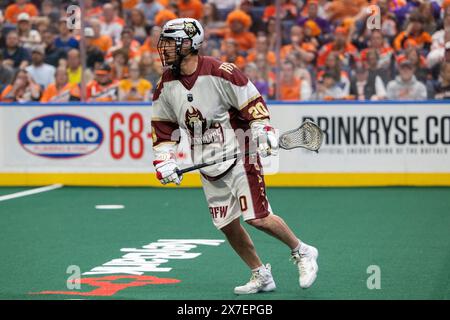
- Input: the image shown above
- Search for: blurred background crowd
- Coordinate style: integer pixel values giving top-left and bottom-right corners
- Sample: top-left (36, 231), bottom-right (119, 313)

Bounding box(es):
top-left (0, 0), bottom-right (449, 103)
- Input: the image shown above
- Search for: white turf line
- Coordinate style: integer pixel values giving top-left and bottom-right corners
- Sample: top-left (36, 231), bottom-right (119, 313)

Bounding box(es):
top-left (95, 205), bottom-right (125, 210)
top-left (0, 184), bottom-right (63, 202)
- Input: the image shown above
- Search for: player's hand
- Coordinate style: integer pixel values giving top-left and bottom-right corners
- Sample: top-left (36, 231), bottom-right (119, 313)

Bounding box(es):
top-left (251, 122), bottom-right (279, 158)
top-left (153, 158), bottom-right (182, 185)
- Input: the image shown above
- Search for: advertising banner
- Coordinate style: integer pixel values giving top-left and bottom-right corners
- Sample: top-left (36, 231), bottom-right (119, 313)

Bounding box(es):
top-left (1, 106), bottom-right (154, 172)
top-left (270, 102), bottom-right (450, 173)
top-left (1, 102), bottom-right (449, 186)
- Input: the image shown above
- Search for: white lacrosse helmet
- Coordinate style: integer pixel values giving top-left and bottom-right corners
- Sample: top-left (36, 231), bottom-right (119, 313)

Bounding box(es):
top-left (157, 18), bottom-right (204, 67)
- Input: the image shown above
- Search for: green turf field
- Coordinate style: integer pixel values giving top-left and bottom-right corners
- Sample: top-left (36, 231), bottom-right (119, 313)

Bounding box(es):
top-left (0, 186), bottom-right (449, 300)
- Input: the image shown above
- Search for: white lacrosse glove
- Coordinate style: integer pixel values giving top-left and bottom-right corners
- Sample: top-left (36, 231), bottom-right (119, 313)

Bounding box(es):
top-left (251, 121), bottom-right (279, 157)
top-left (153, 155), bottom-right (182, 185)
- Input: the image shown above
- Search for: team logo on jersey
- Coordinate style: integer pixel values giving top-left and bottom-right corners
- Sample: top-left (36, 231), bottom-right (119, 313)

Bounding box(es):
top-left (184, 21), bottom-right (200, 38)
top-left (184, 107), bottom-right (223, 145)
top-left (185, 107), bottom-right (207, 136)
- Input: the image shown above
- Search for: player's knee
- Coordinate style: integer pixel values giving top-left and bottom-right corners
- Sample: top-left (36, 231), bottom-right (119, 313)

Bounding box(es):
top-left (246, 217), bottom-right (268, 229)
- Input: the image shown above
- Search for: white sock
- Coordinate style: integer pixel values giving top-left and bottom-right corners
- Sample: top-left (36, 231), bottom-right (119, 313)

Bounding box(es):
top-left (252, 265), bottom-right (266, 273)
top-left (291, 239), bottom-right (302, 254)
top-left (299, 242), bottom-right (310, 254)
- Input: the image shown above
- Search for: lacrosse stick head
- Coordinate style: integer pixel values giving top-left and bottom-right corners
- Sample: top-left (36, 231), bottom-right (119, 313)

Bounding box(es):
top-left (279, 120), bottom-right (324, 152)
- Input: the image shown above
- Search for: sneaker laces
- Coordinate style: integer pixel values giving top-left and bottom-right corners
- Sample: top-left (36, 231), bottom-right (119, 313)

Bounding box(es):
top-left (290, 252), bottom-right (308, 277)
top-left (248, 271), bottom-right (263, 287)
top-left (245, 264), bottom-right (271, 287)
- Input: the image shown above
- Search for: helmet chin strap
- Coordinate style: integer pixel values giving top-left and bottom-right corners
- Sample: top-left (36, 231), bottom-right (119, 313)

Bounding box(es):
top-left (172, 53), bottom-right (197, 76)
top-left (170, 56), bottom-right (183, 77)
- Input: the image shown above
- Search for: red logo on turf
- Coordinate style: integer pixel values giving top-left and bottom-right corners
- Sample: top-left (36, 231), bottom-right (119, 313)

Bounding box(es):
top-left (31, 275), bottom-right (180, 297)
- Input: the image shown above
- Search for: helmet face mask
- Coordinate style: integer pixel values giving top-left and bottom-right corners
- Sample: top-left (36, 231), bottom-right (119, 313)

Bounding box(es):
top-left (157, 18), bottom-right (204, 72)
top-left (157, 37), bottom-right (193, 67)
top-left (157, 37), bottom-right (178, 67)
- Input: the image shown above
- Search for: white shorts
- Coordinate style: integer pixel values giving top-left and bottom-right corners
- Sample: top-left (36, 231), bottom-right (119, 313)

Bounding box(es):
top-left (200, 157), bottom-right (273, 229)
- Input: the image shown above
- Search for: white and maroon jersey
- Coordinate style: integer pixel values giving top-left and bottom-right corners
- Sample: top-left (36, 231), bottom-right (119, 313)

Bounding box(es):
top-left (151, 56), bottom-right (271, 178)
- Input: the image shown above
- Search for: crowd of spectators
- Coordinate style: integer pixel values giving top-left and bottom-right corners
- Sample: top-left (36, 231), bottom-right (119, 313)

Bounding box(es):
top-left (0, 0), bottom-right (449, 103)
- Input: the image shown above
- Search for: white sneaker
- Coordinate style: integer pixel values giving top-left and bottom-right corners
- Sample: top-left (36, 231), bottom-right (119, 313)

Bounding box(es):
top-left (291, 243), bottom-right (319, 289)
top-left (234, 264), bottom-right (276, 295)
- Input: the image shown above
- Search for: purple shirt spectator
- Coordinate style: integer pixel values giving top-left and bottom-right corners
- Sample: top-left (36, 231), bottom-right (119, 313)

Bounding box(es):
top-left (254, 80), bottom-right (269, 99)
top-left (394, 0), bottom-right (441, 27)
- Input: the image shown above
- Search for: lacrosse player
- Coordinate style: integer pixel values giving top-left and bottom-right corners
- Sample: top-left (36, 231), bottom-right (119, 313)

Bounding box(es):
top-left (151, 18), bottom-right (319, 294)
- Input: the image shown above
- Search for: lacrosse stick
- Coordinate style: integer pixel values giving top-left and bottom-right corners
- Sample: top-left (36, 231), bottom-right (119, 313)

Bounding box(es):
top-left (176, 120), bottom-right (323, 175)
